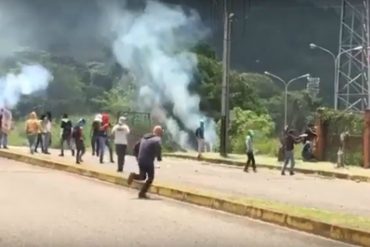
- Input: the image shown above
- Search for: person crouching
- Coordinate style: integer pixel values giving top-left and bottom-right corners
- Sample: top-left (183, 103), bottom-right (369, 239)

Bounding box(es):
top-left (73, 118), bottom-right (86, 164)
top-left (127, 125), bottom-right (163, 199)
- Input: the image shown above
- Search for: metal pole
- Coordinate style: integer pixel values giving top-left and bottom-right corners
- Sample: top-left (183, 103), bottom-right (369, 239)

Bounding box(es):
top-left (225, 12), bottom-right (232, 154)
top-left (284, 85), bottom-right (288, 128)
top-left (336, 0), bottom-right (345, 110)
top-left (309, 44), bottom-right (336, 108)
top-left (365, 0), bottom-right (370, 109)
top-left (334, 57), bottom-right (339, 110)
top-left (220, 0), bottom-right (228, 156)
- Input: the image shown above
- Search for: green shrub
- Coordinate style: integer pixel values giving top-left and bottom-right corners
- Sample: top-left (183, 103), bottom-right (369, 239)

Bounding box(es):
top-left (228, 107), bottom-right (275, 154)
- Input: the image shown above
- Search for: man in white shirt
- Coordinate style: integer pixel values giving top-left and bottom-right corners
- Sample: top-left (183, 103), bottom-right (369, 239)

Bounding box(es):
top-left (244, 130), bottom-right (256, 172)
top-left (111, 116), bottom-right (130, 172)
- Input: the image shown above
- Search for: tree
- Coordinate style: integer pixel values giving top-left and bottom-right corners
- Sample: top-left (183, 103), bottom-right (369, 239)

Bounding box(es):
top-left (227, 107), bottom-right (275, 153)
top-left (192, 44), bottom-right (268, 118)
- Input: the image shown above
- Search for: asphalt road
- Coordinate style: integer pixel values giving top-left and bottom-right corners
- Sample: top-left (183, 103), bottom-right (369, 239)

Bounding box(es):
top-left (0, 158), bottom-right (354, 247)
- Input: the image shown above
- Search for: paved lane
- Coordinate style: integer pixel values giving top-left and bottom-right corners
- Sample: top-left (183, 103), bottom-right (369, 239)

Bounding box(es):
top-left (0, 158), bottom-right (354, 247)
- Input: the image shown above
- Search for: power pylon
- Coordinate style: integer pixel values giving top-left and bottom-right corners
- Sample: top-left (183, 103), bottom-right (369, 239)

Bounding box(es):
top-left (336, 0), bottom-right (370, 111)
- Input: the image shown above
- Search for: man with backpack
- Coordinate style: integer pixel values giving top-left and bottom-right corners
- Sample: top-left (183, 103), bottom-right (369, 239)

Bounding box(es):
top-left (73, 118), bottom-right (86, 164)
top-left (59, 113), bottom-right (75, 157)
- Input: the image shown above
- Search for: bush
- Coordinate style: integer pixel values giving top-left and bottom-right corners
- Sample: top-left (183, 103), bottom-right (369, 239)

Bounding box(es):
top-left (227, 107), bottom-right (275, 154)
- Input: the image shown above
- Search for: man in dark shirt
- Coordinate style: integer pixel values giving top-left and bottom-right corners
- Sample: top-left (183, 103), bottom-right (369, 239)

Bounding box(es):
top-left (128, 125), bottom-right (163, 199)
top-left (91, 114), bottom-right (102, 156)
top-left (282, 129), bottom-right (302, 176)
top-left (34, 114), bottom-right (44, 153)
top-left (73, 118), bottom-right (86, 164)
top-left (59, 113), bottom-right (75, 157)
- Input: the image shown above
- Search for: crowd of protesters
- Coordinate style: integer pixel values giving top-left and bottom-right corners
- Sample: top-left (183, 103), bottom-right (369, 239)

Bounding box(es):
top-left (22, 109), bottom-right (162, 199)
top-left (1, 106), bottom-right (321, 196)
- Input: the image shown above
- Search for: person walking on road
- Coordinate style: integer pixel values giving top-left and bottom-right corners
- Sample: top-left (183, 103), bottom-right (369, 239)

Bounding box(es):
top-left (195, 120), bottom-right (205, 159)
top-left (244, 130), bottom-right (256, 173)
top-left (25, 112), bottom-right (40, 154)
top-left (128, 125), bottom-right (163, 199)
top-left (59, 113), bottom-right (75, 157)
top-left (34, 114), bottom-right (44, 153)
top-left (72, 118), bottom-right (86, 164)
top-left (111, 116), bottom-right (130, 173)
top-left (97, 113), bottom-right (114, 164)
top-left (0, 108), bottom-right (12, 149)
top-left (40, 114), bottom-right (52, 154)
top-left (91, 114), bottom-right (102, 156)
top-left (0, 109), bottom-right (3, 148)
top-left (282, 129), bottom-right (302, 176)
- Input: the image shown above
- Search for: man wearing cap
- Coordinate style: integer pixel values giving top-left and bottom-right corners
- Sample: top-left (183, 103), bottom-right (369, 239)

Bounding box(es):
top-left (195, 120), bottom-right (205, 159)
top-left (111, 116), bottom-right (130, 172)
top-left (128, 125), bottom-right (163, 199)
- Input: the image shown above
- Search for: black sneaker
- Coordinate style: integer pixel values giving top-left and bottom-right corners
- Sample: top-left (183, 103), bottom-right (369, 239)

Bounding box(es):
top-left (59, 154), bottom-right (64, 157)
top-left (3, 146), bottom-right (8, 149)
top-left (290, 171), bottom-right (295, 176)
top-left (138, 193), bottom-right (150, 199)
top-left (281, 171), bottom-right (285, 176)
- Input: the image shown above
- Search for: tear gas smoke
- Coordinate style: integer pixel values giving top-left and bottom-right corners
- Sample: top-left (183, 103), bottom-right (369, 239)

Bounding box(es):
top-left (0, 64), bottom-right (53, 108)
top-left (102, 0), bottom-right (217, 148)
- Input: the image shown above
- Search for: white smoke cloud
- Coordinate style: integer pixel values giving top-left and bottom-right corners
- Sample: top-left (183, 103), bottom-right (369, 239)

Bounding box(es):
top-left (0, 64), bottom-right (53, 108)
top-left (101, 0), bottom-right (217, 148)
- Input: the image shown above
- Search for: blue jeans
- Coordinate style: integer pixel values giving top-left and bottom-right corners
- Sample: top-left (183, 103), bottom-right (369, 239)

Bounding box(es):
top-left (98, 136), bottom-right (107, 162)
top-left (0, 131), bottom-right (7, 147)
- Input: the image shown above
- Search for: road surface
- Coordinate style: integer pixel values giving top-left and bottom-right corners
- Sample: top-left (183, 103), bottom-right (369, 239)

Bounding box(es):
top-left (10, 147), bottom-right (370, 217)
top-left (0, 158), bottom-right (354, 247)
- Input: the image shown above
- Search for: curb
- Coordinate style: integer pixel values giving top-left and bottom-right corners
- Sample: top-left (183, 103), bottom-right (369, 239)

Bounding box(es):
top-left (1, 150), bottom-right (370, 246)
top-left (165, 153), bottom-right (370, 183)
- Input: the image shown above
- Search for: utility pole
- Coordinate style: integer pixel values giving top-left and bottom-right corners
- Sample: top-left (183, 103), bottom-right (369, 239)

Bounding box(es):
top-left (220, 0), bottom-right (232, 157)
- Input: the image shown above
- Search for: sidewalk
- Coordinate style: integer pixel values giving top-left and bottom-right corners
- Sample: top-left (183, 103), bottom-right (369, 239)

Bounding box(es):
top-left (2, 147), bottom-right (370, 245)
top-left (4, 146), bottom-right (370, 218)
top-left (165, 151), bottom-right (370, 182)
